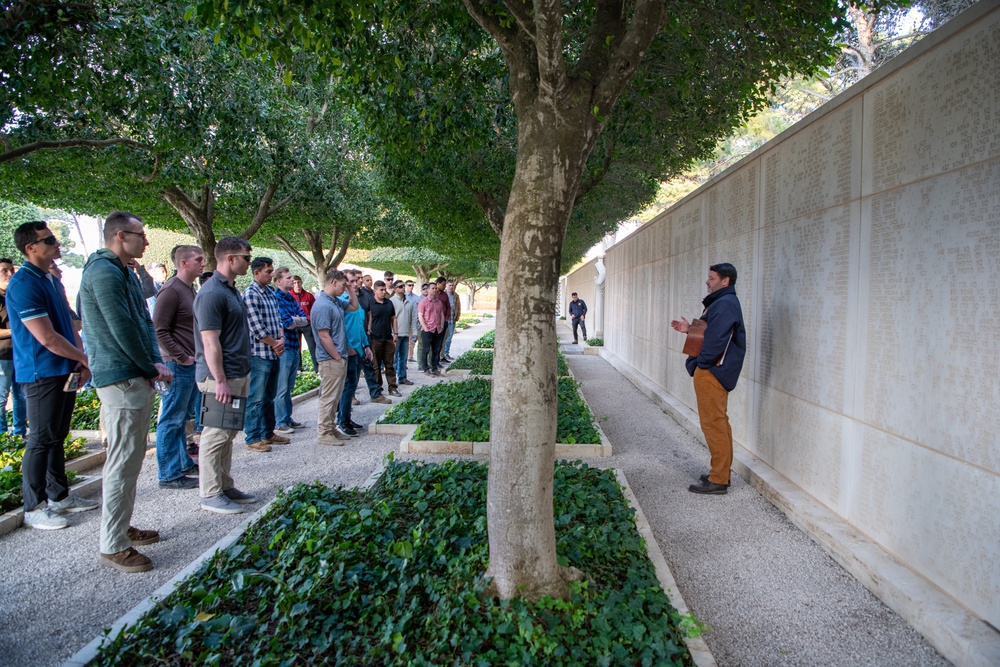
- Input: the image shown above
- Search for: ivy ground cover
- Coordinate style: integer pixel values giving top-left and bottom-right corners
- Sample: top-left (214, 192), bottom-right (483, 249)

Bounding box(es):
top-left (94, 460), bottom-right (692, 666)
top-left (381, 377), bottom-right (600, 444)
top-left (472, 329), bottom-right (494, 348)
top-left (449, 348), bottom-right (570, 376)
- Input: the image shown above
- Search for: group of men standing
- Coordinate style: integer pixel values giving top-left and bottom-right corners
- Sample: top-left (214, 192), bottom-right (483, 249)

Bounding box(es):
top-left (5, 210), bottom-right (471, 573)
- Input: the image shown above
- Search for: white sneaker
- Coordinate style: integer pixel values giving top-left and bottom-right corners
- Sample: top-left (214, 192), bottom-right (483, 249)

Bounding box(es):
top-left (24, 507), bottom-right (69, 530)
top-left (49, 493), bottom-right (99, 514)
top-left (200, 493), bottom-right (246, 514)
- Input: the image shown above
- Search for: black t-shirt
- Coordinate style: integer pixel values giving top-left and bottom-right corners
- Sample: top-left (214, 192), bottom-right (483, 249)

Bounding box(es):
top-left (368, 299), bottom-right (395, 341)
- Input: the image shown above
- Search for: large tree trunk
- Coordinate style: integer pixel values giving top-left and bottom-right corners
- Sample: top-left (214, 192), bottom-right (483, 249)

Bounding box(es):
top-left (161, 184), bottom-right (218, 269)
top-left (485, 97), bottom-right (593, 601)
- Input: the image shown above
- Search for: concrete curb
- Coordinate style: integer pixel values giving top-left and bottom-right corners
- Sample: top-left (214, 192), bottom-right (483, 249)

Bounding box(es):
top-left (65, 450), bottom-right (107, 473)
top-left (61, 462), bottom-right (389, 667)
top-left (291, 387), bottom-right (319, 405)
top-left (0, 473), bottom-right (103, 539)
top-left (598, 348), bottom-right (1000, 667)
top-left (615, 469), bottom-right (717, 667)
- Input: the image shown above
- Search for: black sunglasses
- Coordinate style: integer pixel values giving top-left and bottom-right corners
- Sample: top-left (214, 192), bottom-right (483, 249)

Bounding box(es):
top-left (27, 235), bottom-right (58, 247)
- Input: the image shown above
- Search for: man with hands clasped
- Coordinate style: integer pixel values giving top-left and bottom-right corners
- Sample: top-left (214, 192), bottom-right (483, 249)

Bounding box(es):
top-left (79, 212), bottom-right (173, 572)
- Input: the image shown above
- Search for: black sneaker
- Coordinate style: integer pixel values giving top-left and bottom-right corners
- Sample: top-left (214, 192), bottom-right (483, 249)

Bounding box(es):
top-left (699, 473), bottom-right (730, 488)
top-left (158, 476), bottom-right (198, 490)
top-left (337, 424), bottom-right (359, 437)
top-left (688, 480), bottom-right (728, 495)
top-left (348, 420), bottom-right (364, 430)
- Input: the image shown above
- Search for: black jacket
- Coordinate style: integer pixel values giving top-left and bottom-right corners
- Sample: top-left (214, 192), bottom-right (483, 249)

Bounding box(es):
top-left (685, 285), bottom-right (746, 391)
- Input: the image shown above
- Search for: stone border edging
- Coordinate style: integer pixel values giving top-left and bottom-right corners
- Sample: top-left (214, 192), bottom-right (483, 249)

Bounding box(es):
top-left (0, 473), bottom-right (102, 539)
top-left (291, 387), bottom-right (319, 404)
top-left (615, 469), bottom-right (717, 667)
top-left (61, 461), bottom-right (389, 667)
top-left (597, 348), bottom-right (1000, 667)
top-left (65, 449), bottom-right (107, 473)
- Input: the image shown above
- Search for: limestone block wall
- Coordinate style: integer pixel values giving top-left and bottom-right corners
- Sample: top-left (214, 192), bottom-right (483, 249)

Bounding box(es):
top-left (583, 2), bottom-right (1000, 628)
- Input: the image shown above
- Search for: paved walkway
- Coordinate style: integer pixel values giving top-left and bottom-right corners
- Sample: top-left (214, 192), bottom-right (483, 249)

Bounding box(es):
top-left (0, 320), bottom-right (948, 666)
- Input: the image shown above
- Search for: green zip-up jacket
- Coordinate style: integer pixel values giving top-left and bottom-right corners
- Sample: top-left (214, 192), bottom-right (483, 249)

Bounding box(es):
top-left (79, 249), bottom-right (162, 388)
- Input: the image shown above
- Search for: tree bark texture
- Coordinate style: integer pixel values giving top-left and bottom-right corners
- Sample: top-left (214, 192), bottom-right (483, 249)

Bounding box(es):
top-left (485, 96), bottom-right (593, 601)
top-left (466, 0), bottom-right (667, 601)
top-left (161, 184), bottom-right (218, 270)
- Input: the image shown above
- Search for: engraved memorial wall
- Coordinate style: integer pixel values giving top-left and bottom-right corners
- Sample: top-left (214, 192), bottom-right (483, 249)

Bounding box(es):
top-left (584, 3), bottom-right (1000, 631)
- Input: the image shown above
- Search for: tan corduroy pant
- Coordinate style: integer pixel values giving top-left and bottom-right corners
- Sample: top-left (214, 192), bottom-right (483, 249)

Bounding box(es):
top-left (693, 368), bottom-right (733, 485)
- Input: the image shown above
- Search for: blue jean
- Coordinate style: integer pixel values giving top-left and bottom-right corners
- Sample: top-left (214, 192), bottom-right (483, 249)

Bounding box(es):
top-left (245, 355), bottom-right (279, 444)
top-left (275, 348), bottom-right (300, 427)
top-left (154, 361), bottom-right (197, 482)
top-left (337, 353), bottom-right (362, 426)
top-left (443, 321), bottom-right (456, 356)
top-left (394, 336), bottom-right (410, 381)
top-left (0, 359), bottom-right (26, 436)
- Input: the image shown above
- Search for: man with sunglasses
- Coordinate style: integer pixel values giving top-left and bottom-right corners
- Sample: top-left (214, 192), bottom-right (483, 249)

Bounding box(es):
top-left (193, 237), bottom-right (257, 513)
top-left (79, 212), bottom-right (172, 572)
top-left (7, 222), bottom-right (96, 532)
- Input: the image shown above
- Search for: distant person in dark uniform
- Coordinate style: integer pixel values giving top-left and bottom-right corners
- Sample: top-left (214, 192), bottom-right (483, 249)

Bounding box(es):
top-left (568, 292), bottom-right (587, 344)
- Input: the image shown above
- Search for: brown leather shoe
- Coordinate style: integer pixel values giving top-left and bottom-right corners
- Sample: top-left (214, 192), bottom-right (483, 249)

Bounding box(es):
top-left (266, 434), bottom-right (291, 444)
top-left (127, 526), bottom-right (160, 546)
top-left (246, 440), bottom-right (272, 452)
top-left (99, 547), bottom-right (153, 573)
top-left (352, 397), bottom-right (360, 405)
top-left (317, 435), bottom-right (346, 446)
top-left (371, 395), bottom-right (392, 404)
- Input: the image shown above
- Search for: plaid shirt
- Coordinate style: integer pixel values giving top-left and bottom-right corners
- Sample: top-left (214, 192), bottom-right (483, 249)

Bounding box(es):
top-left (242, 280), bottom-right (283, 360)
top-left (274, 288), bottom-right (306, 351)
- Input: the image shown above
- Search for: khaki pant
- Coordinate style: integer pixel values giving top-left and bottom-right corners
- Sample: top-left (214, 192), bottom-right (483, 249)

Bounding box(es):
top-left (98, 378), bottom-right (156, 555)
top-left (317, 358), bottom-right (347, 436)
top-left (693, 368), bottom-right (733, 485)
top-left (196, 376), bottom-right (250, 498)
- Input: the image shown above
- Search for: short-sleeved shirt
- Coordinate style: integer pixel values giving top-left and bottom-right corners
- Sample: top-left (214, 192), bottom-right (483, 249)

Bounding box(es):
top-left (369, 298), bottom-right (395, 341)
top-left (418, 295), bottom-right (446, 333)
top-left (310, 291), bottom-right (349, 361)
top-left (194, 271), bottom-right (251, 382)
top-left (6, 261), bottom-right (77, 382)
top-left (339, 292), bottom-right (369, 355)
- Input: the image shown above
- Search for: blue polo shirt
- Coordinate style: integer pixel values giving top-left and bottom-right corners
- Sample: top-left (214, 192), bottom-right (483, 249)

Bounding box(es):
top-left (6, 261), bottom-right (77, 382)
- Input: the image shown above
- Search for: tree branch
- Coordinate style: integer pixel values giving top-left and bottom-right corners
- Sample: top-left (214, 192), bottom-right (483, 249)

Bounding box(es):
top-left (139, 153), bottom-right (161, 183)
top-left (240, 183), bottom-right (281, 240)
top-left (274, 233), bottom-right (317, 273)
top-left (329, 230), bottom-right (354, 268)
top-left (0, 137), bottom-right (154, 163)
top-left (575, 133), bottom-right (616, 204)
top-left (592, 0), bottom-right (669, 112)
top-left (500, 0), bottom-right (537, 42)
top-left (462, 0), bottom-right (518, 55)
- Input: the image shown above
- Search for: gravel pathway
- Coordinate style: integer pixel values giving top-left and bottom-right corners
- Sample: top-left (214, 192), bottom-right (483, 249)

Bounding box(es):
top-left (562, 336), bottom-right (949, 666)
top-left (0, 319), bottom-right (949, 666)
top-left (0, 322), bottom-right (488, 667)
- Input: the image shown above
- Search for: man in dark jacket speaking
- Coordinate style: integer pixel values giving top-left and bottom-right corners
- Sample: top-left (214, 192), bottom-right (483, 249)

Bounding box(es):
top-left (670, 263), bottom-right (746, 495)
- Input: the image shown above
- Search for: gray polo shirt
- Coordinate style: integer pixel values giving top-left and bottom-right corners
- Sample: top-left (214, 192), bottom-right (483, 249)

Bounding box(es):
top-left (194, 271), bottom-right (251, 382)
top-left (310, 290), bottom-right (348, 361)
